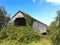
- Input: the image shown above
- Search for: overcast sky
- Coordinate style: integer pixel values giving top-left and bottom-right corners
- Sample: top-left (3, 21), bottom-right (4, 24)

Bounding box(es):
top-left (0, 0), bottom-right (60, 25)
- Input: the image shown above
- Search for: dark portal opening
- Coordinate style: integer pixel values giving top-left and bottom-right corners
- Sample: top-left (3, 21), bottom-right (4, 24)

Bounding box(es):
top-left (14, 18), bottom-right (26, 26)
top-left (42, 32), bottom-right (47, 35)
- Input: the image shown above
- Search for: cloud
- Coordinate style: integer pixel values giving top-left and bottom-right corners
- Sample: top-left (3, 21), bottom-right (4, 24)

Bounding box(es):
top-left (46, 0), bottom-right (60, 5)
top-left (32, 0), bottom-right (60, 5)
top-left (32, 0), bottom-right (36, 3)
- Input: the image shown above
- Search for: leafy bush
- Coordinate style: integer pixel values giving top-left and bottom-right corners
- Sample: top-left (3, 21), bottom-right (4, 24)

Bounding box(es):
top-left (0, 25), bottom-right (41, 43)
top-left (47, 10), bottom-right (60, 45)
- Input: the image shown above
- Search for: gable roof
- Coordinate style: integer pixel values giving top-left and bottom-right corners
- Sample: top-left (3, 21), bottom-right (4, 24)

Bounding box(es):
top-left (12, 10), bottom-right (24, 18)
top-left (12, 10), bottom-right (47, 26)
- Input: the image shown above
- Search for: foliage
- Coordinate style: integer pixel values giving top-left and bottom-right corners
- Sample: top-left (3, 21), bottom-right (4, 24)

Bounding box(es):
top-left (47, 10), bottom-right (60, 45)
top-left (0, 25), bottom-right (41, 43)
top-left (0, 38), bottom-right (51, 45)
top-left (0, 6), bottom-right (10, 30)
top-left (20, 12), bottom-right (36, 26)
top-left (47, 21), bottom-right (56, 36)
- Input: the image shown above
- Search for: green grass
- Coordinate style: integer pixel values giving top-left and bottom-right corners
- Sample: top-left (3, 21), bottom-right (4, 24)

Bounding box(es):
top-left (0, 25), bottom-right (51, 45)
top-left (0, 38), bottom-right (51, 45)
top-left (28, 39), bottom-right (51, 45)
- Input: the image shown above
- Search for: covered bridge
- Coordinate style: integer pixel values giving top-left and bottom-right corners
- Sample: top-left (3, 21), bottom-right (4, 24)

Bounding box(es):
top-left (9, 11), bottom-right (47, 34)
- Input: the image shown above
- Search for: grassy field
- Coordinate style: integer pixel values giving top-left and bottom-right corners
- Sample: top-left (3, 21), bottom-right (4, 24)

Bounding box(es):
top-left (0, 26), bottom-right (51, 45)
top-left (28, 39), bottom-right (51, 45)
top-left (0, 38), bottom-right (51, 45)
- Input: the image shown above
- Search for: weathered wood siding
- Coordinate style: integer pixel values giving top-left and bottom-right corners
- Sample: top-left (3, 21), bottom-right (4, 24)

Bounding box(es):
top-left (32, 21), bottom-right (46, 33)
top-left (9, 12), bottom-right (24, 25)
top-left (12, 12), bottom-right (24, 21)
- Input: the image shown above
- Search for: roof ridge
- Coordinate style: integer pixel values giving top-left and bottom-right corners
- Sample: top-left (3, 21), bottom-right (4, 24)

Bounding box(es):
top-left (12, 10), bottom-right (47, 26)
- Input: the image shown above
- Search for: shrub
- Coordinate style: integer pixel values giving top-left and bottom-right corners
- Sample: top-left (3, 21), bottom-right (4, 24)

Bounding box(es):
top-left (0, 25), bottom-right (41, 43)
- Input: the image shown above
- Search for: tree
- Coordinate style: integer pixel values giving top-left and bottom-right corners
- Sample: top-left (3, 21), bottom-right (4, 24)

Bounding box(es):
top-left (47, 10), bottom-right (60, 45)
top-left (0, 6), bottom-right (10, 30)
top-left (56, 10), bottom-right (60, 28)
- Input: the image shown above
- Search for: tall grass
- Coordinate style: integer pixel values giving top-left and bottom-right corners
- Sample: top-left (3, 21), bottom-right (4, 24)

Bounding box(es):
top-left (0, 25), bottom-right (42, 45)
